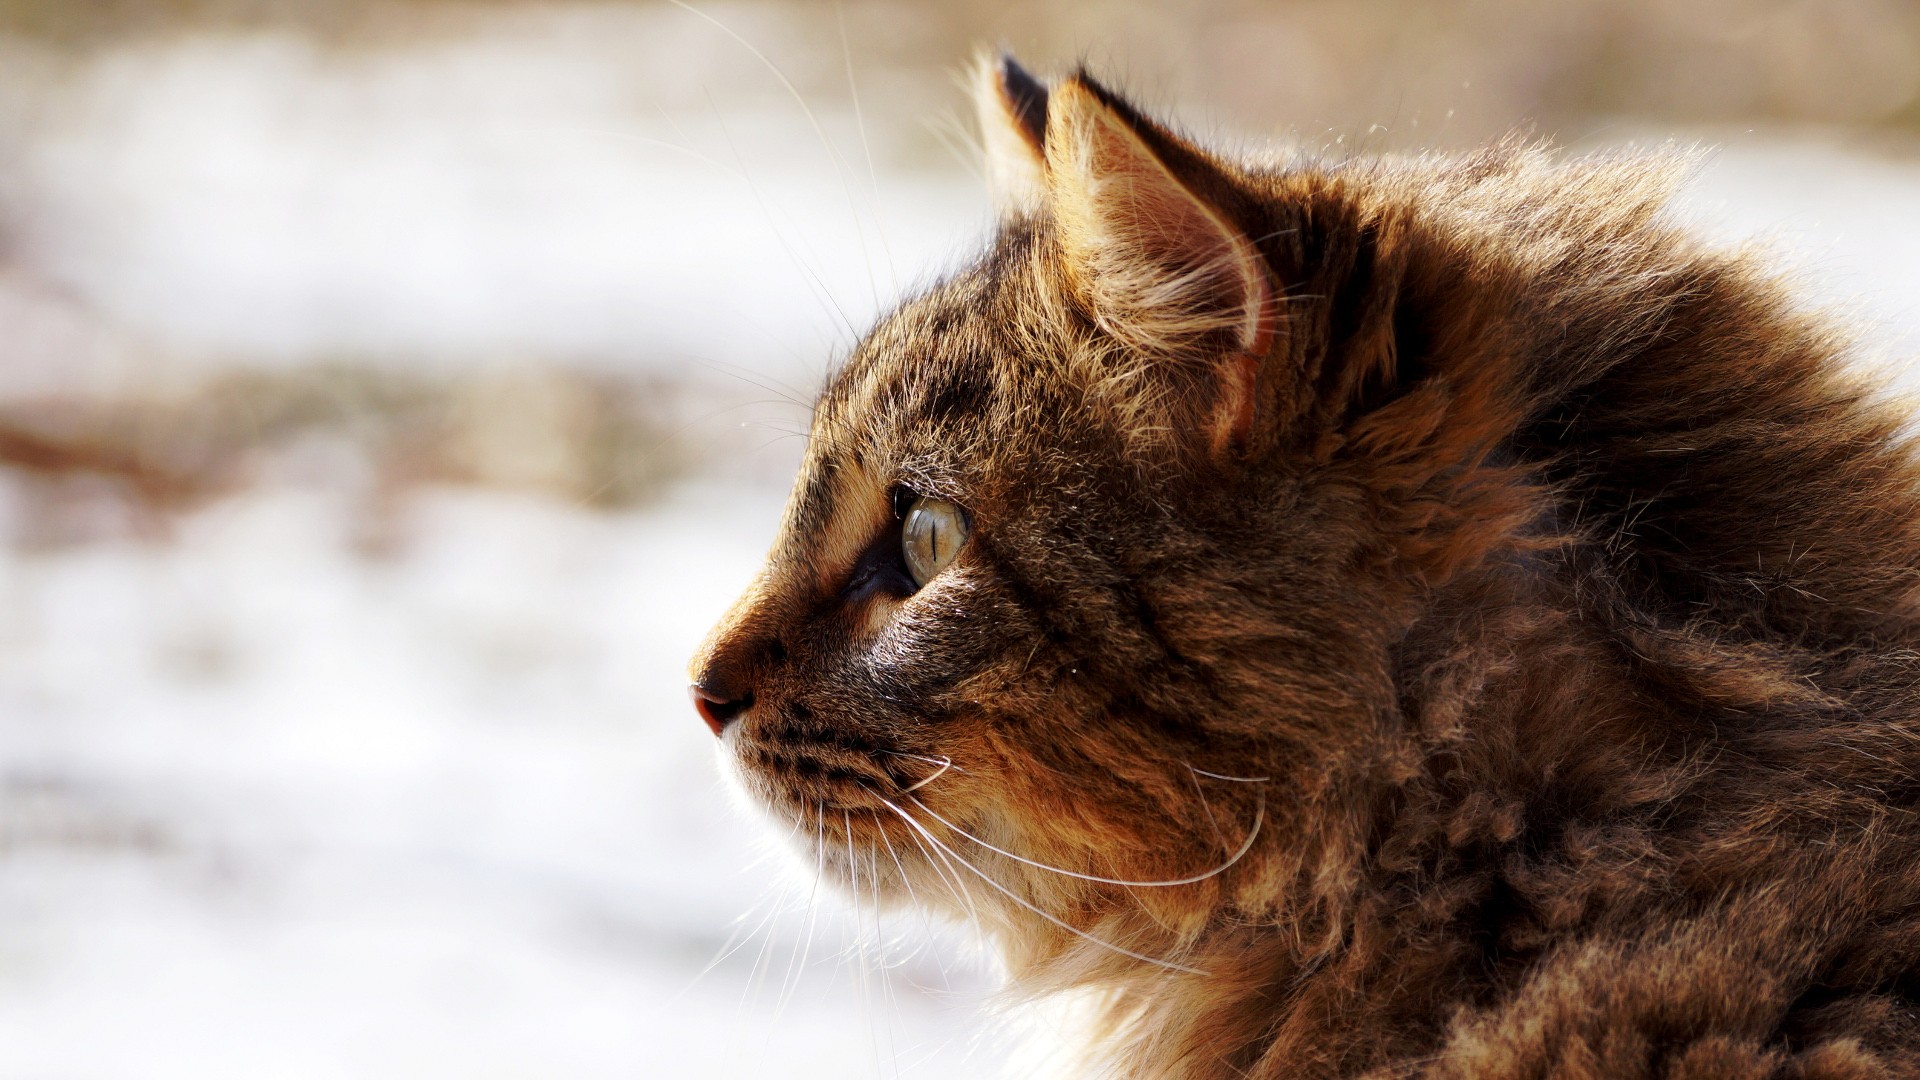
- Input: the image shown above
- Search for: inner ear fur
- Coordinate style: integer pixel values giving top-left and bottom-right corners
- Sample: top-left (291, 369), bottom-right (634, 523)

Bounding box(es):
top-left (1042, 73), bottom-right (1277, 461)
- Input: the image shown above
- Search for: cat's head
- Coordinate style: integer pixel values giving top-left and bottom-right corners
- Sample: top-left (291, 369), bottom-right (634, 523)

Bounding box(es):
top-left (689, 57), bottom-right (1561, 973)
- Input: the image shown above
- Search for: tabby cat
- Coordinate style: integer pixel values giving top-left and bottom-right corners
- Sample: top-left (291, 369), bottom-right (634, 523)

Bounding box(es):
top-left (689, 55), bottom-right (1920, 1078)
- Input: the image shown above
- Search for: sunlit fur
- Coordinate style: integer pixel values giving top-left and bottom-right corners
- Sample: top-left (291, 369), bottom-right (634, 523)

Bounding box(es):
top-left (692, 57), bottom-right (1920, 1078)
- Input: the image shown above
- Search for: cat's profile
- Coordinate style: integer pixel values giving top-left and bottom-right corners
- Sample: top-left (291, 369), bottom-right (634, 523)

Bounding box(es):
top-left (690, 54), bottom-right (1920, 1077)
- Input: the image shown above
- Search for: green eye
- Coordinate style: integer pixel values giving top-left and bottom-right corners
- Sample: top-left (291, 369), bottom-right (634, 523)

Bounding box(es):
top-left (901, 495), bottom-right (969, 588)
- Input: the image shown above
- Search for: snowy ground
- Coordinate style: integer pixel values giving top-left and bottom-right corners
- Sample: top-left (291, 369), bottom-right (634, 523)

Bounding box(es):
top-left (0, 479), bottom-right (1010, 1078)
top-left (4, 6), bottom-right (1920, 1079)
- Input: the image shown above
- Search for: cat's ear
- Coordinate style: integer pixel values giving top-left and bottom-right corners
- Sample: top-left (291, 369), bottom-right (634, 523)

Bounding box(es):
top-left (1043, 73), bottom-right (1275, 459)
top-left (973, 52), bottom-right (1049, 214)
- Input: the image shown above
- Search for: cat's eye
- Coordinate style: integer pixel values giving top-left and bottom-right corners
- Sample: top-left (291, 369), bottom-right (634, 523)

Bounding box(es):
top-left (901, 495), bottom-right (969, 588)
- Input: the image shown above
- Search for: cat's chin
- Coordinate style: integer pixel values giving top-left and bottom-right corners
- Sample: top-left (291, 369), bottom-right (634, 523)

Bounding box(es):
top-left (770, 805), bottom-right (956, 911)
top-left (811, 830), bottom-right (916, 897)
top-left (719, 770), bottom-right (974, 912)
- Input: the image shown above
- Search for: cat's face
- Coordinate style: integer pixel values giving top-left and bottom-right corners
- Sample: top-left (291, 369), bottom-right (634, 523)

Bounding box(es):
top-left (690, 60), bottom-right (1429, 956)
top-left (691, 262), bottom-right (1266, 923)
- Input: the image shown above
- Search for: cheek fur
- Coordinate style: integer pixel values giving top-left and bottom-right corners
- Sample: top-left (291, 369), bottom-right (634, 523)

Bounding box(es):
top-left (859, 591), bottom-right (903, 639)
top-left (807, 454), bottom-right (890, 598)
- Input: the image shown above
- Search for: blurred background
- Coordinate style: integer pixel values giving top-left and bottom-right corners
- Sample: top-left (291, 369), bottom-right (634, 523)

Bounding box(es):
top-left (3, 0), bottom-right (1920, 1076)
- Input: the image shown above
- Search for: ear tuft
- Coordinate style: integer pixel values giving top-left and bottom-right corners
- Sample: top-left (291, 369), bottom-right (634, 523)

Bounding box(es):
top-left (974, 51), bottom-right (1050, 214)
top-left (1044, 75), bottom-right (1270, 358)
top-left (1042, 74), bottom-right (1276, 459)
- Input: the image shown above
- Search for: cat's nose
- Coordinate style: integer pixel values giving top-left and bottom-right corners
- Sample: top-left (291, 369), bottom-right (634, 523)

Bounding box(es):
top-left (690, 683), bottom-right (753, 737)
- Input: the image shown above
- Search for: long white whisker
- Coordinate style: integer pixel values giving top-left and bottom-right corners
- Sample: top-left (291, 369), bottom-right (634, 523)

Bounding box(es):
top-left (1189, 766), bottom-right (1229, 853)
top-left (835, 1), bottom-right (897, 294)
top-left (705, 100), bottom-right (860, 341)
top-left (651, 102), bottom-right (855, 350)
top-left (874, 818), bottom-right (954, 987)
top-left (843, 812), bottom-right (892, 1076)
top-left (676, 891), bottom-right (779, 999)
top-left (895, 754), bottom-right (953, 794)
top-left (923, 104), bottom-right (987, 185)
top-left (1185, 766), bottom-right (1272, 783)
top-left (859, 811), bottom-right (905, 1069)
top-left (737, 874), bottom-right (791, 1027)
top-left (871, 812), bottom-right (920, 907)
top-left (902, 810), bottom-right (986, 946)
top-left (875, 795), bottom-right (1210, 977)
top-left (665, 0), bottom-right (879, 310)
top-left (882, 749), bottom-right (968, 774)
top-left (696, 356), bottom-right (820, 411)
top-left (577, 126), bottom-right (747, 178)
top-left (904, 789), bottom-right (1265, 889)
top-left (772, 802), bottom-right (825, 1019)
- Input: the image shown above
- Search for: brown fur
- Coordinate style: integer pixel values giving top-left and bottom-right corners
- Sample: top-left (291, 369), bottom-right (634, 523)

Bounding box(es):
top-left (690, 56), bottom-right (1920, 1078)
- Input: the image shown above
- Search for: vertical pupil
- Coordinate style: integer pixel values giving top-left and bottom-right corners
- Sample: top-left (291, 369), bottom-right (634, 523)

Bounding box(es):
top-left (902, 496), bottom-right (967, 587)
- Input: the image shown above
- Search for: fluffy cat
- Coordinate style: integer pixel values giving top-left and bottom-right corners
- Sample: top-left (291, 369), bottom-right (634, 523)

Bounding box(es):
top-left (690, 55), bottom-right (1920, 1078)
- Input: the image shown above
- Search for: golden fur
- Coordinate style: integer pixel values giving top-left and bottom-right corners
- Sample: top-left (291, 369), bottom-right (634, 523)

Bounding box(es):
top-left (691, 56), bottom-right (1920, 1078)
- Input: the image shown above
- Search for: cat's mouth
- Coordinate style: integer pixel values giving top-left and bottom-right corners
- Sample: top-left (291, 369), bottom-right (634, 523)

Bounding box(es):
top-left (722, 748), bottom-right (959, 901)
top-left (729, 734), bottom-right (948, 818)
top-left (725, 734), bottom-right (983, 892)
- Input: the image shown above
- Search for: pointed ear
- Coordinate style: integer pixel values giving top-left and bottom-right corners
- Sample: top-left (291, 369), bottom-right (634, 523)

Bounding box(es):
top-left (973, 52), bottom-right (1049, 214)
top-left (1044, 74), bottom-right (1276, 458)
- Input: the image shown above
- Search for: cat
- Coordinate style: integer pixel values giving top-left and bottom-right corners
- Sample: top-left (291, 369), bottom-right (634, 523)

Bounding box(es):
top-left (689, 53), bottom-right (1920, 1078)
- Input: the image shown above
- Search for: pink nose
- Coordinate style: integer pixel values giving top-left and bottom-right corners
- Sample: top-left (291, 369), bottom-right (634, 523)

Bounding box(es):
top-left (690, 684), bottom-right (749, 736)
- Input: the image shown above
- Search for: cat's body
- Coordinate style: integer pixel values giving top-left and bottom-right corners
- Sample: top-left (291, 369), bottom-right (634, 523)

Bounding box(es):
top-left (691, 57), bottom-right (1920, 1077)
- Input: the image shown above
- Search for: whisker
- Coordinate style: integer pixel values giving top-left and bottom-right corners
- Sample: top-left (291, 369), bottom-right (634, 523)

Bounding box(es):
top-left (574, 125), bottom-right (746, 179)
top-left (904, 788), bottom-right (1265, 889)
top-left (772, 801), bottom-right (826, 1021)
top-left (925, 84), bottom-right (988, 185)
top-left (864, 814), bottom-right (908, 1070)
top-left (704, 99), bottom-right (860, 341)
top-left (697, 357), bottom-right (819, 410)
top-left (737, 874), bottom-right (792, 1028)
top-left (1185, 765), bottom-right (1273, 783)
top-left (874, 793), bottom-right (1211, 977)
top-left (1188, 766), bottom-right (1229, 853)
top-left (648, 102), bottom-right (857, 350)
top-left (737, 417), bottom-right (812, 438)
top-left (835, 1), bottom-right (898, 293)
top-left (844, 810), bottom-right (893, 1075)
top-left (882, 748), bottom-right (969, 774)
top-left (1186, 761), bottom-right (1269, 857)
top-left (873, 818), bottom-right (956, 988)
top-left (676, 890), bottom-right (781, 999)
top-left (903, 811), bottom-right (986, 945)
top-left (895, 754), bottom-right (954, 794)
top-left (748, 431), bottom-right (816, 454)
top-left (664, 0), bottom-right (880, 310)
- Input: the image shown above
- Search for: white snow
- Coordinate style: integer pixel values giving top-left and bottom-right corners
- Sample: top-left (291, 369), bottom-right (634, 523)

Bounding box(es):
top-left (0, 6), bottom-right (988, 387)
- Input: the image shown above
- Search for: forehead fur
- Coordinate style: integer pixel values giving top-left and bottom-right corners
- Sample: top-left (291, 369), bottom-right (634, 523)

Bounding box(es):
top-left (815, 139), bottom-right (1700, 492)
top-left (813, 233), bottom-right (1087, 481)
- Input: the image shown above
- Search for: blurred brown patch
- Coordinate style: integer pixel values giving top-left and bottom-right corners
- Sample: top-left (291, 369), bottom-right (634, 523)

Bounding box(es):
top-left (0, 364), bottom-right (695, 548)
